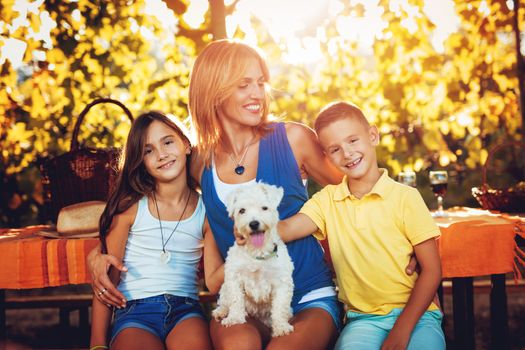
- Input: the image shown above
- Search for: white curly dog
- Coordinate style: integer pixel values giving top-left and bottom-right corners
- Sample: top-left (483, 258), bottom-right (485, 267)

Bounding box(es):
top-left (212, 181), bottom-right (295, 337)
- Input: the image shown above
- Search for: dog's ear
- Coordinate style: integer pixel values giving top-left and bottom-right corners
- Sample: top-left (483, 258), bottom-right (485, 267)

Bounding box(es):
top-left (225, 188), bottom-right (239, 218)
top-left (261, 183), bottom-right (284, 209)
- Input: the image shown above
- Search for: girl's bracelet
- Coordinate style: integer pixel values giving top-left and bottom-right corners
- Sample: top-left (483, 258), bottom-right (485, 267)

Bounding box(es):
top-left (90, 346), bottom-right (108, 350)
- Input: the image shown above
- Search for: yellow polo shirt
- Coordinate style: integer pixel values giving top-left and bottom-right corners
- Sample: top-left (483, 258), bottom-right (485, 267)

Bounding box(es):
top-left (300, 169), bottom-right (440, 315)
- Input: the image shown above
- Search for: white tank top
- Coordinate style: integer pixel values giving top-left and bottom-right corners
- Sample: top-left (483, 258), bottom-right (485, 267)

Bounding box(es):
top-left (212, 160), bottom-right (256, 203)
top-left (118, 195), bottom-right (205, 301)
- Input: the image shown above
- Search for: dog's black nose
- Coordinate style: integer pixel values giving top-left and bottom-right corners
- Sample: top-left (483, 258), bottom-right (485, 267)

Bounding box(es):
top-left (249, 220), bottom-right (260, 230)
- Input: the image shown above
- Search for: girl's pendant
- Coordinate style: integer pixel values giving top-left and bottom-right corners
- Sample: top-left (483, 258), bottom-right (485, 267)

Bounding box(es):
top-left (234, 165), bottom-right (245, 175)
top-left (160, 250), bottom-right (171, 264)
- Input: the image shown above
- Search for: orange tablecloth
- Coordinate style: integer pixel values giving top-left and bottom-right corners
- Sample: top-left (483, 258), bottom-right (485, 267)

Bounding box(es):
top-left (435, 207), bottom-right (525, 279)
top-left (0, 225), bottom-right (98, 289)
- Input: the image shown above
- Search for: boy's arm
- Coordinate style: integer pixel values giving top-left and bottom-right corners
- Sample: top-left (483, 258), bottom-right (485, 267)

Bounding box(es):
top-left (90, 206), bottom-right (134, 347)
top-left (381, 237), bottom-right (442, 350)
top-left (277, 213), bottom-right (319, 242)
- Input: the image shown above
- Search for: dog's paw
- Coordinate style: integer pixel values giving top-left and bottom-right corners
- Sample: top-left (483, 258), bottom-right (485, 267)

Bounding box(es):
top-left (221, 315), bottom-right (246, 327)
top-left (272, 323), bottom-right (294, 337)
top-left (212, 306), bottom-right (228, 320)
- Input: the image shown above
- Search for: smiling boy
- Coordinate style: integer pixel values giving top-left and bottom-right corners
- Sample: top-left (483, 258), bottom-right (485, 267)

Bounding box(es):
top-left (277, 101), bottom-right (445, 350)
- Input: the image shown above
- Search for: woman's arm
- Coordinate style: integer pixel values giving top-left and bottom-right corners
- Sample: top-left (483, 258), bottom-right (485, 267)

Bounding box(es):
top-left (285, 122), bottom-right (343, 186)
top-left (203, 218), bottom-right (225, 294)
top-left (90, 207), bottom-right (134, 347)
top-left (87, 244), bottom-right (128, 307)
top-left (381, 238), bottom-right (442, 350)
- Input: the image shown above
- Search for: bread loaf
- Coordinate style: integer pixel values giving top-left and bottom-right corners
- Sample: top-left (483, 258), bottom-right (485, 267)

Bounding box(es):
top-left (56, 201), bottom-right (106, 236)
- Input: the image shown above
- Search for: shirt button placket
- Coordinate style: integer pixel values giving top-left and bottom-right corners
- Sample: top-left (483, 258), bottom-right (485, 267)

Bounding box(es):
top-left (355, 201), bottom-right (365, 230)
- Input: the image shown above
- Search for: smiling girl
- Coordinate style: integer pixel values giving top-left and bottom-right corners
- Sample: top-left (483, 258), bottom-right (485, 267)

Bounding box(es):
top-left (89, 111), bottom-right (211, 350)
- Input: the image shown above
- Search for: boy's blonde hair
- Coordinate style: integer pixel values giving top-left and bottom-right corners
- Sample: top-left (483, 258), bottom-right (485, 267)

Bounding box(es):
top-left (188, 39), bottom-right (272, 166)
top-left (314, 101), bottom-right (370, 135)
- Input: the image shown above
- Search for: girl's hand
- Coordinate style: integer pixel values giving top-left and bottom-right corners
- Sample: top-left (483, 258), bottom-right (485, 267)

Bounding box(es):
top-left (88, 248), bottom-right (127, 307)
top-left (381, 327), bottom-right (410, 350)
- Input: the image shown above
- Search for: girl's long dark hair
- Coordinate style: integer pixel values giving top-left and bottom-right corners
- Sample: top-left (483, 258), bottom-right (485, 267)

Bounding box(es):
top-left (99, 111), bottom-right (193, 253)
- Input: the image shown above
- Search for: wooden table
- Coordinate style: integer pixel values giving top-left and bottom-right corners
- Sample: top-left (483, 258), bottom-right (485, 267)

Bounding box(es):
top-left (0, 225), bottom-right (98, 338)
top-left (435, 207), bottom-right (525, 350)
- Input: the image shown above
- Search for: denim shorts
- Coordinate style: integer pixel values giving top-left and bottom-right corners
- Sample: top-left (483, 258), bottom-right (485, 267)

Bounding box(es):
top-left (292, 295), bottom-right (343, 332)
top-left (335, 307), bottom-right (445, 350)
top-left (110, 294), bottom-right (206, 344)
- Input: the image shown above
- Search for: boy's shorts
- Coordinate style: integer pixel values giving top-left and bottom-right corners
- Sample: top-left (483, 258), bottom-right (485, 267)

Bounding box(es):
top-left (110, 294), bottom-right (206, 344)
top-left (335, 307), bottom-right (445, 350)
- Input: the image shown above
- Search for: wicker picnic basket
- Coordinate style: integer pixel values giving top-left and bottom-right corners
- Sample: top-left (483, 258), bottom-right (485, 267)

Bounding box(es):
top-left (39, 98), bottom-right (133, 221)
top-left (471, 141), bottom-right (525, 213)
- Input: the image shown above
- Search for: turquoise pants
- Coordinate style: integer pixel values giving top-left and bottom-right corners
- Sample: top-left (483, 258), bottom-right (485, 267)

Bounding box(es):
top-left (334, 308), bottom-right (445, 350)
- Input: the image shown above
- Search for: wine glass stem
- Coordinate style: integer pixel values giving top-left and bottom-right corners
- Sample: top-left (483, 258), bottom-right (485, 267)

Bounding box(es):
top-left (437, 195), bottom-right (443, 213)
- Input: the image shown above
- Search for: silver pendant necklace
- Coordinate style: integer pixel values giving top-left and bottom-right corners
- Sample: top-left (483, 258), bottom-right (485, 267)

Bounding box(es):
top-left (152, 189), bottom-right (191, 264)
top-left (228, 136), bottom-right (257, 175)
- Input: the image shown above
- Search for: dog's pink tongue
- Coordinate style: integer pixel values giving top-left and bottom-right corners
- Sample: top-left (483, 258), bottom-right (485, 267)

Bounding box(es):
top-left (251, 232), bottom-right (265, 248)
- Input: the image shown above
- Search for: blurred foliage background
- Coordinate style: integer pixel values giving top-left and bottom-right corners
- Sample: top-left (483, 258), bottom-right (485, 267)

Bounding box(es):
top-left (0, 0), bottom-right (524, 227)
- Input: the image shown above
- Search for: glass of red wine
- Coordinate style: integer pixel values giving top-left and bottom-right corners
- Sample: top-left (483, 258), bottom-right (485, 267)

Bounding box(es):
top-left (429, 170), bottom-right (448, 217)
top-left (398, 171), bottom-right (417, 187)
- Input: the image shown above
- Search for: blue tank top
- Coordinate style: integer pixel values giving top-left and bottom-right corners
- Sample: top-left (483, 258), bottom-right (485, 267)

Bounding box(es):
top-left (201, 122), bottom-right (334, 304)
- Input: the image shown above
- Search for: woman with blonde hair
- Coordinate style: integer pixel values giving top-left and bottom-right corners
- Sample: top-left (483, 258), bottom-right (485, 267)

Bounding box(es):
top-left (187, 39), bottom-right (344, 349)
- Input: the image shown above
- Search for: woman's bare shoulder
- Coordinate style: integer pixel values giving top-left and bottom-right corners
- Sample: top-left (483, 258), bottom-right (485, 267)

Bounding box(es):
top-left (284, 121), bottom-right (315, 138)
top-left (284, 121), bottom-right (319, 151)
top-left (284, 121), bottom-right (343, 185)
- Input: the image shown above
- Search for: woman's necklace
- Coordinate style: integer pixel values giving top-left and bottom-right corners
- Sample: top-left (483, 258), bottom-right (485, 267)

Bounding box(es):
top-left (228, 136), bottom-right (257, 175)
top-left (152, 189), bottom-right (191, 264)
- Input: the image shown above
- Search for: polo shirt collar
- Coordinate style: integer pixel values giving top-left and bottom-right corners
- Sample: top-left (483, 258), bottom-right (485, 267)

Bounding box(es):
top-left (333, 169), bottom-right (393, 201)
top-left (334, 177), bottom-right (352, 201)
top-left (370, 169), bottom-right (393, 198)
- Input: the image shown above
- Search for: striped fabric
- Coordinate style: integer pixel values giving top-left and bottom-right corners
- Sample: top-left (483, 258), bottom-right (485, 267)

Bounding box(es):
top-left (0, 226), bottom-right (98, 289)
